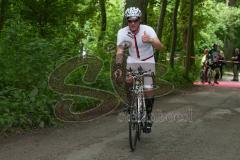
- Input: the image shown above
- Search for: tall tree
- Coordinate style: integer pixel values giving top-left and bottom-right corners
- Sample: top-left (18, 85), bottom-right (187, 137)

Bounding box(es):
top-left (155, 0), bottom-right (168, 62)
top-left (227, 0), bottom-right (236, 6)
top-left (156, 0), bottom-right (168, 41)
top-left (98, 0), bottom-right (106, 41)
top-left (185, 0), bottom-right (194, 77)
top-left (20, 0), bottom-right (97, 37)
top-left (0, 0), bottom-right (8, 32)
top-left (179, 1), bottom-right (189, 52)
top-left (170, 0), bottom-right (180, 68)
top-left (224, 0), bottom-right (237, 59)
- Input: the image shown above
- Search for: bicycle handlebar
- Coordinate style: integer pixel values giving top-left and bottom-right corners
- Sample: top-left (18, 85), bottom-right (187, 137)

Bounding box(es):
top-left (127, 69), bottom-right (154, 80)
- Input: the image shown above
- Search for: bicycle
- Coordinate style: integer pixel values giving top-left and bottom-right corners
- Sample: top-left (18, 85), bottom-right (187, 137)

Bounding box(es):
top-left (127, 66), bottom-right (154, 151)
top-left (200, 62), bottom-right (208, 83)
top-left (207, 63), bottom-right (220, 84)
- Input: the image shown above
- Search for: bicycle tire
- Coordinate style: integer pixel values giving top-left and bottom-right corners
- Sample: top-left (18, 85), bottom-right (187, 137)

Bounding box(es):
top-left (129, 110), bottom-right (138, 151)
top-left (200, 70), bottom-right (204, 83)
top-left (127, 67), bottom-right (151, 151)
top-left (207, 68), bottom-right (212, 84)
top-left (137, 123), bottom-right (141, 141)
top-left (137, 96), bottom-right (144, 141)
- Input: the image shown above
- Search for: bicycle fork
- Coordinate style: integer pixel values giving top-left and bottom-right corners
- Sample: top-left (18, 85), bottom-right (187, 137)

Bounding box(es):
top-left (137, 94), bottom-right (147, 124)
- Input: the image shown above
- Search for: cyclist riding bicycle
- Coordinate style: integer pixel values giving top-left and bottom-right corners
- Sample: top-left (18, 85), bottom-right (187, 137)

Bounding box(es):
top-left (200, 48), bottom-right (209, 83)
top-left (114, 7), bottom-right (163, 132)
top-left (232, 48), bottom-right (240, 81)
top-left (206, 44), bottom-right (221, 84)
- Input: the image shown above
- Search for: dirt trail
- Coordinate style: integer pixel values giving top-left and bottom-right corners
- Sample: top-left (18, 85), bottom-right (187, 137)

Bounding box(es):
top-left (1, 77), bottom-right (240, 160)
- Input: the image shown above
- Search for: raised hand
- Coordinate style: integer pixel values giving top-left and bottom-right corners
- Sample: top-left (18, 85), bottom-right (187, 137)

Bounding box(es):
top-left (142, 31), bottom-right (152, 43)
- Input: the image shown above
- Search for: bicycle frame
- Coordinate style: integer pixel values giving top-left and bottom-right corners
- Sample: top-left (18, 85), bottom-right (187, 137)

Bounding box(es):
top-left (131, 76), bottom-right (147, 124)
top-left (128, 67), bottom-right (152, 151)
top-left (207, 64), bottom-right (220, 84)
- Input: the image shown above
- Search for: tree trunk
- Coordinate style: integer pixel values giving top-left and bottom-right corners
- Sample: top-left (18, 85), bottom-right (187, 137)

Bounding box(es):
top-left (224, 0), bottom-right (237, 59)
top-left (154, 0), bottom-right (167, 62)
top-left (38, 0), bottom-right (52, 37)
top-left (98, 0), bottom-right (106, 41)
top-left (190, 27), bottom-right (195, 65)
top-left (0, 0), bottom-right (8, 32)
top-left (123, 0), bottom-right (148, 26)
top-left (227, 0), bottom-right (236, 6)
top-left (170, 0), bottom-right (180, 68)
top-left (156, 0), bottom-right (167, 41)
top-left (185, 0), bottom-right (194, 78)
top-left (179, 1), bottom-right (189, 52)
top-left (182, 27), bottom-right (188, 52)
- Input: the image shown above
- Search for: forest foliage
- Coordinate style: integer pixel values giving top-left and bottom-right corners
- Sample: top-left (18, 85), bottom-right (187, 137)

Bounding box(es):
top-left (0, 0), bottom-right (240, 132)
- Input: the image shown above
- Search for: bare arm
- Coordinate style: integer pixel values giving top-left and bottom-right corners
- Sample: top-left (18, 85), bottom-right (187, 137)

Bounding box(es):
top-left (114, 47), bottom-right (124, 78)
top-left (116, 47), bottom-right (124, 64)
top-left (150, 37), bottom-right (164, 51)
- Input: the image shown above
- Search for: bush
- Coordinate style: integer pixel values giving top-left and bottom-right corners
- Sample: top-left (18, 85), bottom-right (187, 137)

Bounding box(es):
top-left (0, 86), bottom-right (57, 132)
top-left (162, 61), bottom-right (199, 87)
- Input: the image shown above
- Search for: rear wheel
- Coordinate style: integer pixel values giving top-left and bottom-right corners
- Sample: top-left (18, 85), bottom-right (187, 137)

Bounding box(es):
top-left (200, 70), bottom-right (205, 83)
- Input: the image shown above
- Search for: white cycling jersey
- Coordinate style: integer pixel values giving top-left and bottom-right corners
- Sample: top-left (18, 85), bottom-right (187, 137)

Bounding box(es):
top-left (117, 24), bottom-right (158, 88)
top-left (117, 24), bottom-right (157, 63)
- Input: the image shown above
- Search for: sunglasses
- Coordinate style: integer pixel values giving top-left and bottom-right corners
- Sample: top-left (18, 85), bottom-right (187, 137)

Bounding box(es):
top-left (127, 19), bottom-right (139, 23)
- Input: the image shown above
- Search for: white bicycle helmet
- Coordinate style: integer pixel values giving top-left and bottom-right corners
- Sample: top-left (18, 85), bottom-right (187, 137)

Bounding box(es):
top-left (124, 7), bottom-right (142, 19)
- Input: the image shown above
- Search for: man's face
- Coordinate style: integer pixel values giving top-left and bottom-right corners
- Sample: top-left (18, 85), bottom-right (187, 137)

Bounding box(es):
top-left (213, 45), bottom-right (218, 50)
top-left (127, 18), bottom-right (140, 33)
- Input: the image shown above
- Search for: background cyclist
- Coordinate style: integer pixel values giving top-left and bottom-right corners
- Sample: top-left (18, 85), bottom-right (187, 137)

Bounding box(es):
top-left (114, 7), bottom-right (163, 132)
top-left (232, 48), bottom-right (240, 81)
top-left (201, 48), bottom-right (209, 82)
top-left (206, 44), bottom-right (221, 84)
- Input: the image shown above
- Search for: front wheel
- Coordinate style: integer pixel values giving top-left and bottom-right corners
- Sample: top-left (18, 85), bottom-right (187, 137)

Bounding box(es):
top-left (129, 111), bottom-right (138, 151)
top-left (207, 68), bottom-right (213, 84)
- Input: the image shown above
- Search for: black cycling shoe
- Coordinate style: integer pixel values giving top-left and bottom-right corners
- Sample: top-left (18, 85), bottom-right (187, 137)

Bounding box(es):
top-left (143, 116), bottom-right (153, 133)
top-left (145, 126), bottom-right (152, 133)
top-left (147, 119), bottom-right (153, 127)
top-left (146, 121), bottom-right (152, 133)
top-left (143, 123), bottom-right (152, 133)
